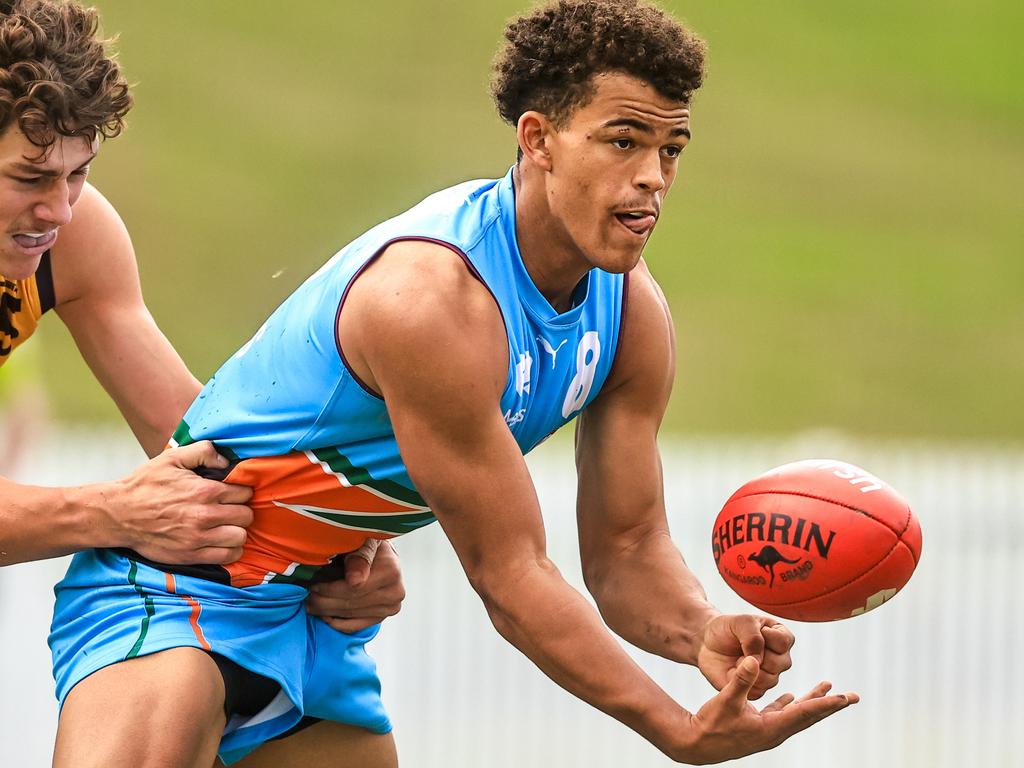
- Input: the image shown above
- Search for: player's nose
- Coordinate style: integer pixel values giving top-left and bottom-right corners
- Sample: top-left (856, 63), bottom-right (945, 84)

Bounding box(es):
top-left (34, 182), bottom-right (74, 227)
top-left (633, 150), bottom-right (666, 193)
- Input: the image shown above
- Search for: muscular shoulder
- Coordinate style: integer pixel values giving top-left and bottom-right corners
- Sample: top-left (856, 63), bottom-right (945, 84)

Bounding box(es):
top-left (49, 182), bottom-right (137, 308)
top-left (602, 259), bottom-right (675, 397)
top-left (350, 239), bottom-right (497, 323)
top-left (338, 239), bottom-right (507, 402)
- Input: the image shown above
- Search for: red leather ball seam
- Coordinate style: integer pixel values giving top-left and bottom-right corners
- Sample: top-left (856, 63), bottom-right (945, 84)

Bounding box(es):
top-left (730, 488), bottom-right (912, 539)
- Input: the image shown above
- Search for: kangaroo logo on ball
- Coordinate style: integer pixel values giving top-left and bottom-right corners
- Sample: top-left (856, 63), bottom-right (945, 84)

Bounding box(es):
top-left (748, 545), bottom-right (801, 588)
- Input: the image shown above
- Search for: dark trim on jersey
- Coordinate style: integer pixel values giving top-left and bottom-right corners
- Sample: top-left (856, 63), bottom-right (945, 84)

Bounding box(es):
top-left (333, 235), bottom-right (507, 401)
top-left (36, 249), bottom-right (55, 313)
top-left (113, 549), bottom-right (358, 588)
top-left (192, 459), bottom-right (239, 483)
top-left (110, 457), bottom-right (240, 586)
top-left (114, 549), bottom-right (233, 585)
top-left (606, 269), bottom-right (630, 381)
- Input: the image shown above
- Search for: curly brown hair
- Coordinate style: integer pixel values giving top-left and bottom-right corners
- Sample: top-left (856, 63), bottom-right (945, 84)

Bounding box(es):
top-left (0, 0), bottom-right (131, 153)
top-left (492, 0), bottom-right (706, 129)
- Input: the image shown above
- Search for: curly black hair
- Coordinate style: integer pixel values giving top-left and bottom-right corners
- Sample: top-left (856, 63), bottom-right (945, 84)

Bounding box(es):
top-left (492, 0), bottom-right (706, 128)
top-left (0, 0), bottom-right (132, 152)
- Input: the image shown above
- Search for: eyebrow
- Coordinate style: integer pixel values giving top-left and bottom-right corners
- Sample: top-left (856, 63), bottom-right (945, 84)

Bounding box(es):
top-left (8, 153), bottom-right (97, 177)
top-left (601, 117), bottom-right (691, 140)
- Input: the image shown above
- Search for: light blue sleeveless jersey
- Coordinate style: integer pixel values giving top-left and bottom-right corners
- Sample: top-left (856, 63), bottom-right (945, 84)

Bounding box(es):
top-left (50, 167), bottom-right (627, 763)
top-left (177, 165), bottom-right (627, 544)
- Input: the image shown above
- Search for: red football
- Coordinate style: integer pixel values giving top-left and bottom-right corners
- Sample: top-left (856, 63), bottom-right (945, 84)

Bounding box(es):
top-left (712, 459), bottom-right (922, 622)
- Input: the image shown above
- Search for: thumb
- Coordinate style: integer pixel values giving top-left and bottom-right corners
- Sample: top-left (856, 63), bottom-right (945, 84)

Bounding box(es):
top-left (722, 656), bottom-right (760, 709)
top-left (168, 441), bottom-right (228, 471)
top-left (344, 539), bottom-right (380, 587)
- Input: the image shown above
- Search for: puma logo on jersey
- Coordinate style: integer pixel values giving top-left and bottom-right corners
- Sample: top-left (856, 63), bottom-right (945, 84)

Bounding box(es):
top-left (537, 336), bottom-right (567, 369)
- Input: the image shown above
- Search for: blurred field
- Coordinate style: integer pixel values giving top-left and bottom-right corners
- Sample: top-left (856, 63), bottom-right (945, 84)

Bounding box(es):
top-left (33, 0), bottom-right (1023, 439)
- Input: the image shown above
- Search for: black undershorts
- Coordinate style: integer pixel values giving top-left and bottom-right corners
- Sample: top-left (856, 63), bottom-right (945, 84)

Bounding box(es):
top-left (209, 652), bottom-right (321, 741)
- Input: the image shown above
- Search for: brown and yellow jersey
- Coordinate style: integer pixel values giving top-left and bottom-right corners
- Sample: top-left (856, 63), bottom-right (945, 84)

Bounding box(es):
top-left (0, 252), bottom-right (55, 368)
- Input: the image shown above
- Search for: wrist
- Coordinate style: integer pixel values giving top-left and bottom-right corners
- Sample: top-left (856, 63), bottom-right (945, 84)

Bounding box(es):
top-left (681, 601), bottom-right (722, 666)
top-left (644, 703), bottom-right (700, 763)
top-left (62, 481), bottom-right (123, 550)
top-left (668, 721), bottom-right (708, 766)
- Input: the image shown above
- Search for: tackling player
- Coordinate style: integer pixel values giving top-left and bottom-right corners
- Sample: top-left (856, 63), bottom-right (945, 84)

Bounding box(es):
top-left (0, 0), bottom-right (404, 737)
top-left (50, 1), bottom-right (859, 766)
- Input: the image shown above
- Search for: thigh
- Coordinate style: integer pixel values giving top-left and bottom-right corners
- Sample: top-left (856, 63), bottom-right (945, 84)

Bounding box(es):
top-left (55, 647), bottom-right (227, 768)
top-left (226, 721), bottom-right (398, 768)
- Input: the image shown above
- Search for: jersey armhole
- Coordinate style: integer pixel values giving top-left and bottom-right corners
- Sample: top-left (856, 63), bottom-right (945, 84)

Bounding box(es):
top-left (605, 269), bottom-right (630, 382)
top-left (37, 249), bottom-right (55, 313)
top-left (333, 236), bottom-right (508, 400)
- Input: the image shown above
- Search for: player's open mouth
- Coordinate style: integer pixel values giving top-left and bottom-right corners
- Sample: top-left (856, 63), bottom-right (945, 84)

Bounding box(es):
top-left (614, 211), bottom-right (657, 237)
top-left (11, 229), bottom-right (58, 255)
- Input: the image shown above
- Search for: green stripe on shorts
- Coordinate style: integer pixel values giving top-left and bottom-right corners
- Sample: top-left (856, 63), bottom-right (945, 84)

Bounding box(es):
top-left (124, 560), bottom-right (155, 660)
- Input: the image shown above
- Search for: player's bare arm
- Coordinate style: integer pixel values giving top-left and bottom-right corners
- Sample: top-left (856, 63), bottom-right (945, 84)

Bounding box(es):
top-left (341, 241), bottom-right (854, 764)
top-left (0, 171), bottom-right (252, 566)
top-left (576, 261), bottom-right (714, 653)
top-left (576, 262), bottom-right (805, 699)
top-left (52, 182), bottom-right (201, 456)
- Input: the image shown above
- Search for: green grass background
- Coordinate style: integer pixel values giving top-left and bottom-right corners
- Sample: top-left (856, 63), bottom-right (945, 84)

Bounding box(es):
top-left (32, 0), bottom-right (1024, 439)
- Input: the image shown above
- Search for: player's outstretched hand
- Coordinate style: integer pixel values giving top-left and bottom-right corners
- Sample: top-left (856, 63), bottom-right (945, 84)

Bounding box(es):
top-left (109, 441), bottom-right (253, 564)
top-left (696, 613), bottom-right (795, 699)
top-left (672, 656), bottom-right (858, 764)
top-left (306, 539), bottom-right (406, 633)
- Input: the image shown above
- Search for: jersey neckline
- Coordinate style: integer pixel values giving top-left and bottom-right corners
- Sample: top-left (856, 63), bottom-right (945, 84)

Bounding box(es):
top-left (496, 167), bottom-right (595, 330)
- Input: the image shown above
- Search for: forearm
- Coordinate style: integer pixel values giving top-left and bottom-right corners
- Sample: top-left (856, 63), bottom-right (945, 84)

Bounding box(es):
top-left (122, 376), bottom-right (200, 458)
top-left (59, 301), bottom-right (201, 458)
top-left (585, 529), bottom-right (720, 665)
top-left (475, 556), bottom-right (689, 756)
top-left (0, 476), bottom-right (119, 565)
top-left (96, 353), bottom-right (200, 458)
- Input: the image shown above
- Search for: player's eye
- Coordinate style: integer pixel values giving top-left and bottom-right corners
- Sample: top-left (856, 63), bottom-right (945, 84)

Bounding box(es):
top-left (11, 175), bottom-right (42, 185)
top-left (611, 138), bottom-right (634, 150)
top-left (663, 145), bottom-right (683, 159)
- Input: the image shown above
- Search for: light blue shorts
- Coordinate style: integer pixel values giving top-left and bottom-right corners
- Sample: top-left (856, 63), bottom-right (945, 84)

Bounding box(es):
top-left (49, 549), bottom-right (391, 765)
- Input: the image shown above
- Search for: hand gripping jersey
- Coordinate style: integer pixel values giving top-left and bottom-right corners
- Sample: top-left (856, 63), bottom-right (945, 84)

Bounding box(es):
top-left (172, 167), bottom-right (627, 587)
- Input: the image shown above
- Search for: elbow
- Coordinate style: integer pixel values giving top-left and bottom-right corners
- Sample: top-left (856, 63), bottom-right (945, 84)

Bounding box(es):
top-left (466, 555), bottom-right (561, 637)
top-left (581, 554), bottom-right (618, 609)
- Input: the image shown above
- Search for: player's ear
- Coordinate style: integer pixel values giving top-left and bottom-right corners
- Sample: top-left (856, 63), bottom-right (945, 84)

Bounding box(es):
top-left (517, 111), bottom-right (554, 172)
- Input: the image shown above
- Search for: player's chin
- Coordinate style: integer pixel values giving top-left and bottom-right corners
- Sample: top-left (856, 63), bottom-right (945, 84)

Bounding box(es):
top-left (615, 229), bottom-right (654, 268)
top-left (0, 249), bottom-right (42, 281)
top-left (593, 237), bottom-right (646, 274)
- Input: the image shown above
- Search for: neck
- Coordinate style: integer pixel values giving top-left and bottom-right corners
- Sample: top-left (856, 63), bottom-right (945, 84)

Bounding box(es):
top-left (513, 164), bottom-right (590, 313)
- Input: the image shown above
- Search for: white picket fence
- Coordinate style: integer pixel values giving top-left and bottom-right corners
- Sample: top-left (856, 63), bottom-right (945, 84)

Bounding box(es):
top-left (1, 428), bottom-right (1021, 767)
